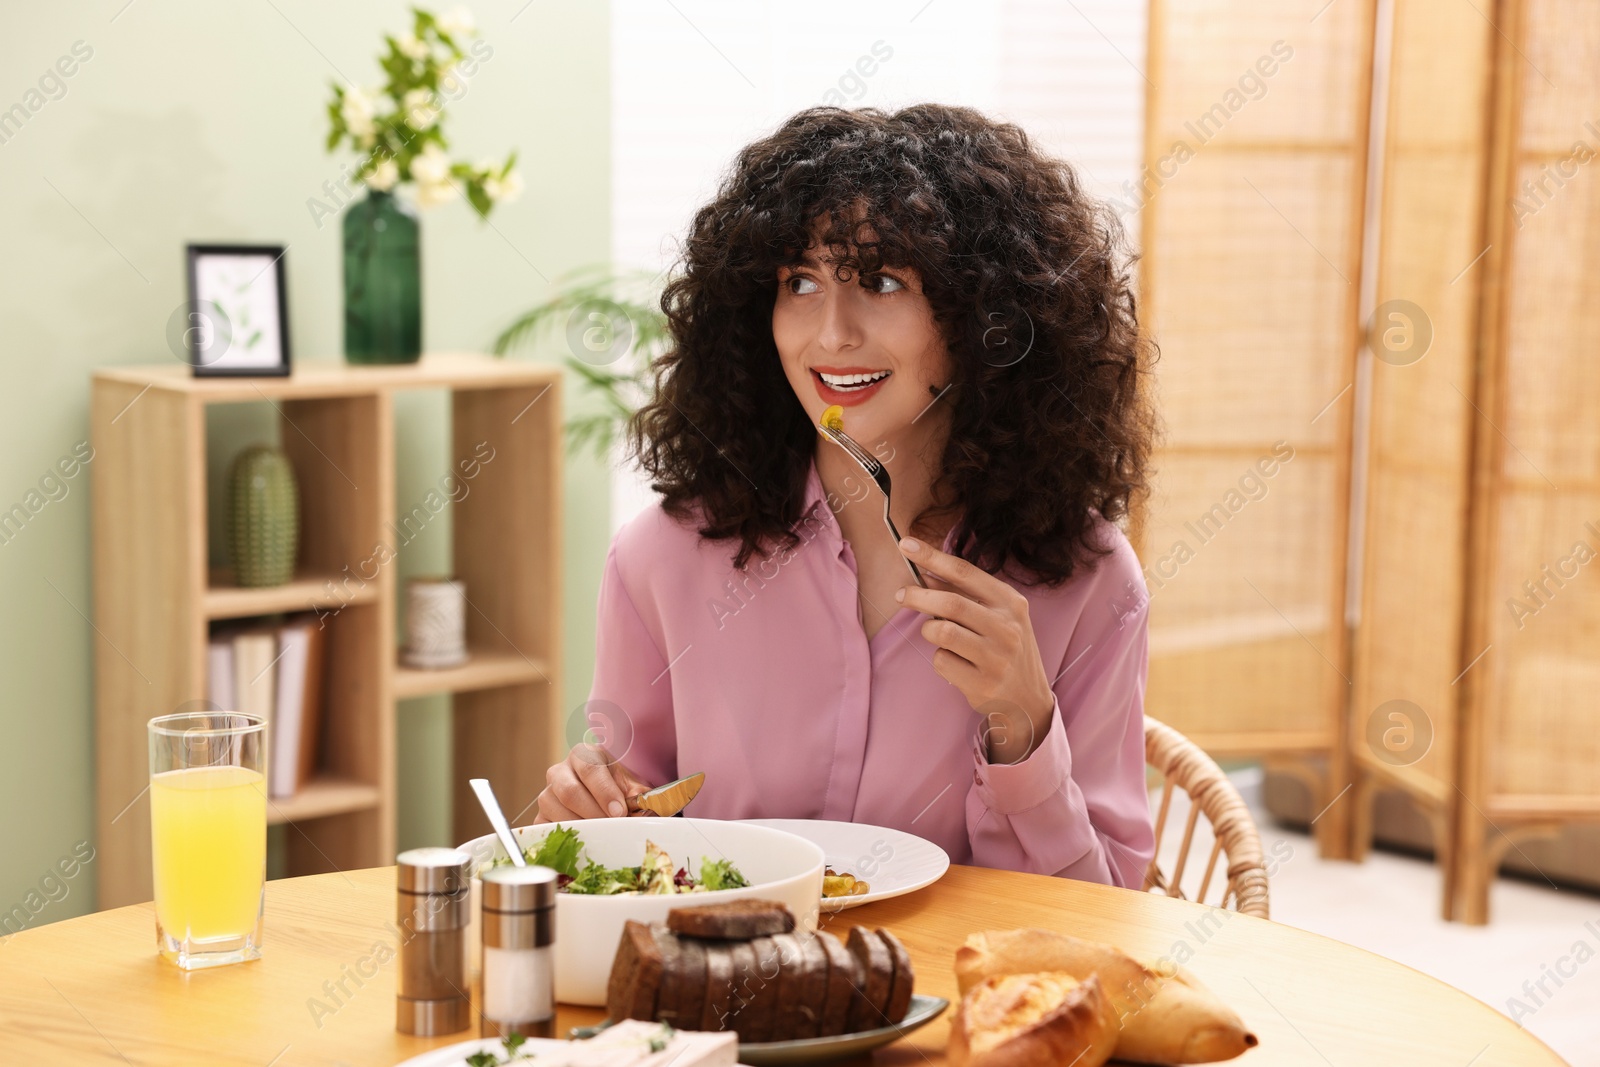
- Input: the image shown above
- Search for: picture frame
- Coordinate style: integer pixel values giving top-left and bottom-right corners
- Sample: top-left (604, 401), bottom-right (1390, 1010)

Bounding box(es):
top-left (183, 244), bottom-right (292, 377)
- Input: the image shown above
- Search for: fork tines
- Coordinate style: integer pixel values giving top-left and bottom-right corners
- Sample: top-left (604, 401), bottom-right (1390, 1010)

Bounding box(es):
top-left (820, 424), bottom-right (881, 474)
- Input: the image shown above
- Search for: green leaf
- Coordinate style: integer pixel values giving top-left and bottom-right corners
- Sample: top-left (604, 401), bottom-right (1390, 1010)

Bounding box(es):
top-left (528, 824), bottom-right (583, 877)
top-left (490, 269), bottom-right (670, 462)
top-left (567, 859), bottom-right (642, 896)
top-left (698, 857), bottom-right (749, 891)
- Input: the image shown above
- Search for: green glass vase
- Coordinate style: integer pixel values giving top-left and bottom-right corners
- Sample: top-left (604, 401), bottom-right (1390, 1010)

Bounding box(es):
top-left (227, 446), bottom-right (299, 588)
top-left (342, 190), bottom-right (422, 364)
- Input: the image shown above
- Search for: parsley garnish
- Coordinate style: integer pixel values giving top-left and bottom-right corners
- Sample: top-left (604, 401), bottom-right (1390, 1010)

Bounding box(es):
top-left (464, 1034), bottom-right (535, 1065)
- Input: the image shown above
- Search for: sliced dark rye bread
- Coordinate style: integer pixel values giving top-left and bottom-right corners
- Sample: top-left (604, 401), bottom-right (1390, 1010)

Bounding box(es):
top-left (816, 930), bottom-right (859, 1036)
top-left (668, 933), bottom-right (709, 1032)
top-left (739, 935), bottom-right (786, 1042)
top-left (652, 923), bottom-right (702, 1030)
top-left (876, 927), bottom-right (915, 1024)
top-left (606, 920), bottom-right (666, 1021)
top-left (699, 939), bottom-right (736, 1031)
top-left (772, 932), bottom-right (826, 1040)
top-left (723, 939), bottom-right (764, 1040)
top-left (844, 925), bottom-right (894, 1032)
top-left (667, 899), bottom-right (795, 940)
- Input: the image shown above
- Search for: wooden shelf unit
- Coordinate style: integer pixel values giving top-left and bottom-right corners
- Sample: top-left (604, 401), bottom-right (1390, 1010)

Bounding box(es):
top-left (91, 354), bottom-right (564, 910)
top-left (203, 567), bottom-right (381, 619)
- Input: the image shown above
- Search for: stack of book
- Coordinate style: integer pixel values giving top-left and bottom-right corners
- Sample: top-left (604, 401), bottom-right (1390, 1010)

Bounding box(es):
top-left (206, 613), bottom-right (327, 799)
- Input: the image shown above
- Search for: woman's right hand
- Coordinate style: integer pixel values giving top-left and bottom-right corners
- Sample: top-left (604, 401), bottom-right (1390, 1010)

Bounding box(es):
top-left (535, 743), bottom-right (653, 822)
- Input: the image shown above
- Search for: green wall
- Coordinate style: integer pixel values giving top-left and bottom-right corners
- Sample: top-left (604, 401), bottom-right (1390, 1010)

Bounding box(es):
top-left (0, 1), bottom-right (609, 925)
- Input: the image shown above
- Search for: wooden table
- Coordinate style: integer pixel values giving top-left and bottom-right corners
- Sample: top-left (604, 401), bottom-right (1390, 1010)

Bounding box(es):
top-left (0, 865), bottom-right (1565, 1066)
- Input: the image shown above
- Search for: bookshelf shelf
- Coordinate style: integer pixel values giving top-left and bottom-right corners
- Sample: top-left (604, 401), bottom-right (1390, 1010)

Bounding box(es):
top-left (394, 648), bottom-right (552, 700)
top-left (91, 355), bottom-right (565, 909)
top-left (265, 777), bottom-right (383, 824)
top-left (204, 568), bottom-right (377, 620)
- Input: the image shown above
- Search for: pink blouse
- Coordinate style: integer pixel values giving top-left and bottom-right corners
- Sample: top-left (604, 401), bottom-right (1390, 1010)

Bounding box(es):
top-left (585, 455), bottom-right (1156, 887)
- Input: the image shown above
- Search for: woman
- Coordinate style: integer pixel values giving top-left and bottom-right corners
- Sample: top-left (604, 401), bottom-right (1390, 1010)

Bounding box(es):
top-left (536, 104), bottom-right (1158, 887)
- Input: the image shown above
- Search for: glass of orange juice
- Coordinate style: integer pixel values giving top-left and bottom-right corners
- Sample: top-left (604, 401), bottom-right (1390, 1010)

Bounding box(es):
top-left (148, 711), bottom-right (267, 969)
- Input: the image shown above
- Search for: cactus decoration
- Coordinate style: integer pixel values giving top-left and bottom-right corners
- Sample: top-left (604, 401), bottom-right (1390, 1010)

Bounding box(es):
top-left (227, 446), bottom-right (300, 587)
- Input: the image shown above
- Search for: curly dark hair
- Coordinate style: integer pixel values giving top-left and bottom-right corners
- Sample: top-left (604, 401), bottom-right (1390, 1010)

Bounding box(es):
top-left (627, 103), bottom-right (1159, 586)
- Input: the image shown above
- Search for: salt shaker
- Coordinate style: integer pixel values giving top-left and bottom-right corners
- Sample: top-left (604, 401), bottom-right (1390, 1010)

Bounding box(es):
top-left (396, 847), bottom-right (473, 1036)
top-left (480, 864), bottom-right (557, 1039)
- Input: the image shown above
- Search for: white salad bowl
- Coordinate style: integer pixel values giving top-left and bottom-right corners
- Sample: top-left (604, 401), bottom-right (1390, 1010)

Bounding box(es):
top-left (456, 817), bottom-right (827, 1007)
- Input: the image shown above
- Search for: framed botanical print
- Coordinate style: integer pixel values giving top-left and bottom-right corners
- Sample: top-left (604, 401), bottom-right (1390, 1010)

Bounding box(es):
top-left (183, 244), bottom-right (291, 376)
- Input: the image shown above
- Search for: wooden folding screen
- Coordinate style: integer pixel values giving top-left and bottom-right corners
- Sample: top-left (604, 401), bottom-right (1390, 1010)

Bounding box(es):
top-left (1348, 0), bottom-right (1495, 919)
top-left (1138, 0), bottom-right (1378, 857)
top-left (1449, 0), bottom-right (1600, 923)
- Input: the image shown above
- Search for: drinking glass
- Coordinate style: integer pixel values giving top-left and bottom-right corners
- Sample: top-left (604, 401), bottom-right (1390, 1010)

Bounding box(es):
top-left (148, 711), bottom-right (267, 969)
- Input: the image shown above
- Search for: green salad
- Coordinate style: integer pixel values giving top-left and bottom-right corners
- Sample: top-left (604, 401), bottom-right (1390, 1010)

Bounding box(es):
top-left (490, 824), bottom-right (750, 895)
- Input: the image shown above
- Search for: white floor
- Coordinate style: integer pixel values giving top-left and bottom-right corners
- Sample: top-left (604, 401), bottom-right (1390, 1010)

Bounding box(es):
top-left (1208, 769), bottom-right (1600, 1067)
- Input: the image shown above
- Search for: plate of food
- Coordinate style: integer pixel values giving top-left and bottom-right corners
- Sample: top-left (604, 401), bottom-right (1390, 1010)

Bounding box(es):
top-left (584, 899), bottom-right (948, 1066)
top-left (740, 820), bottom-right (950, 912)
top-left (393, 1023), bottom-right (742, 1067)
top-left (457, 818), bottom-right (827, 1006)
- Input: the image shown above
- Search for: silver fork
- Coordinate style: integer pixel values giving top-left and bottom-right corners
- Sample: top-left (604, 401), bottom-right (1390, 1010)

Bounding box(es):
top-left (817, 423), bottom-right (930, 590)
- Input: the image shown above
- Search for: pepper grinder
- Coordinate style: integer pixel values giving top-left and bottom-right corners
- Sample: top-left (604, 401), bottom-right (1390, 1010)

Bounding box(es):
top-left (480, 864), bottom-right (557, 1039)
top-left (395, 847), bottom-right (473, 1036)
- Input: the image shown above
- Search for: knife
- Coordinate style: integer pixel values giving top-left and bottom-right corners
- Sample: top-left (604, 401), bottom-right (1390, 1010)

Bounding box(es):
top-left (626, 772), bottom-right (705, 817)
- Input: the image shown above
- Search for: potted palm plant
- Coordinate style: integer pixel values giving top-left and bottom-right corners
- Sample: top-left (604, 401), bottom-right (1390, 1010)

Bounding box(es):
top-left (493, 268), bottom-right (668, 461)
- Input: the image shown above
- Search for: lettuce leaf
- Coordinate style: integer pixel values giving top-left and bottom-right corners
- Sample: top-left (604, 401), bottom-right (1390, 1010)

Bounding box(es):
top-left (698, 857), bottom-right (749, 891)
top-left (526, 824), bottom-right (583, 877)
top-left (566, 859), bottom-right (642, 895)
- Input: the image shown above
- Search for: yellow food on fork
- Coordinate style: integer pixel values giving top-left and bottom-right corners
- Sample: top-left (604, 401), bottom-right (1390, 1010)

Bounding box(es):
top-left (820, 404), bottom-right (845, 432)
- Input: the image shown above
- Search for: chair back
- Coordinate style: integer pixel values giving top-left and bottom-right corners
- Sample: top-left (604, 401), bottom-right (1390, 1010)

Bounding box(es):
top-left (1144, 716), bottom-right (1271, 918)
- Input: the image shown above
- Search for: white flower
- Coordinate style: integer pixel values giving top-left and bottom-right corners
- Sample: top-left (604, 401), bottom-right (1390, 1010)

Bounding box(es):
top-left (365, 158), bottom-right (400, 192)
top-left (484, 168), bottom-right (524, 205)
top-left (415, 179), bottom-right (459, 208)
top-left (340, 86), bottom-right (377, 140)
top-left (403, 88), bottom-right (439, 130)
top-left (409, 144), bottom-right (451, 185)
top-left (437, 6), bottom-right (476, 38)
top-left (396, 33), bottom-right (429, 60)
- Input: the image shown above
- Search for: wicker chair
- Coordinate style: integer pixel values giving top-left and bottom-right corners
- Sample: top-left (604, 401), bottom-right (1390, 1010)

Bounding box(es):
top-left (1143, 716), bottom-right (1271, 919)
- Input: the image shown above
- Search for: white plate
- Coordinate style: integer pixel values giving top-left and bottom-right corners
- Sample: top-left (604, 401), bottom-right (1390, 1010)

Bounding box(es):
top-left (740, 820), bottom-right (949, 912)
top-left (393, 1036), bottom-right (571, 1066)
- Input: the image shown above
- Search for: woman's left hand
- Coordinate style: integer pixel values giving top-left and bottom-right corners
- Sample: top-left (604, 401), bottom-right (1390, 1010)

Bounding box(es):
top-left (895, 537), bottom-right (1056, 764)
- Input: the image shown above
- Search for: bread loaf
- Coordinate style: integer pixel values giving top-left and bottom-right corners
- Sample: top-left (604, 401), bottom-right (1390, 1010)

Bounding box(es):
top-left (604, 914), bottom-right (917, 1043)
top-left (845, 925), bottom-right (895, 1032)
top-left (878, 927), bottom-right (914, 1024)
top-left (700, 938), bottom-right (736, 1031)
top-left (664, 933), bottom-right (708, 1031)
top-left (771, 932), bottom-right (823, 1039)
top-left (724, 939), bottom-right (762, 1039)
top-left (652, 924), bottom-right (691, 1028)
top-left (817, 928), bottom-right (859, 1036)
top-left (667, 899), bottom-right (796, 939)
top-left (948, 971), bottom-right (1117, 1067)
top-left (607, 921), bottom-right (666, 1022)
top-left (955, 929), bottom-right (1258, 1064)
